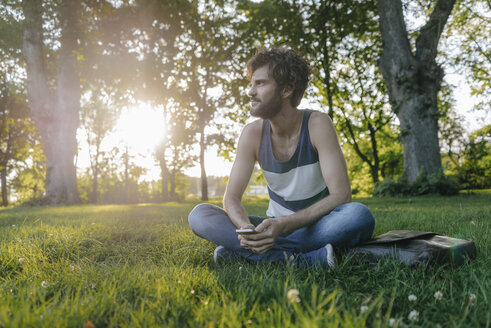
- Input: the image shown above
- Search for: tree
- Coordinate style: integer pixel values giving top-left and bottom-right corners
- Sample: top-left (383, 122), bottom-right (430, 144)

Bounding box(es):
top-left (22, 0), bottom-right (81, 203)
top-left (329, 16), bottom-right (397, 186)
top-left (458, 125), bottom-right (491, 190)
top-left (444, 0), bottom-right (490, 113)
top-left (125, 0), bottom-right (184, 202)
top-left (437, 82), bottom-right (466, 167)
top-left (377, 0), bottom-right (456, 183)
top-left (0, 71), bottom-right (34, 206)
top-left (156, 109), bottom-right (197, 201)
top-left (174, 0), bottom-right (237, 201)
top-left (80, 89), bottom-right (119, 203)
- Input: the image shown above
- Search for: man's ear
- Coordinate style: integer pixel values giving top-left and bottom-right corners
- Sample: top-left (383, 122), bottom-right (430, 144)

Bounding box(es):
top-left (281, 85), bottom-right (294, 99)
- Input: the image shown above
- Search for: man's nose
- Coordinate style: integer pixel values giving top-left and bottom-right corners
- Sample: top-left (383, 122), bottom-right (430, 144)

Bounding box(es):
top-left (247, 85), bottom-right (255, 97)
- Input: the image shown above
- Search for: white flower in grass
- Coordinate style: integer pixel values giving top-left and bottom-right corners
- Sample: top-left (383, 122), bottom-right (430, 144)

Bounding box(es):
top-left (91, 222), bottom-right (95, 225)
top-left (190, 289), bottom-right (195, 294)
top-left (18, 258), bottom-right (25, 264)
top-left (469, 293), bottom-right (476, 304)
top-left (239, 266), bottom-right (243, 270)
top-left (408, 310), bottom-right (419, 322)
top-left (388, 318), bottom-right (396, 327)
top-left (41, 281), bottom-right (48, 288)
top-left (287, 289), bottom-right (301, 303)
top-left (434, 291), bottom-right (443, 301)
top-left (11, 224), bottom-right (15, 227)
top-left (408, 294), bottom-right (417, 302)
top-left (360, 305), bottom-right (369, 314)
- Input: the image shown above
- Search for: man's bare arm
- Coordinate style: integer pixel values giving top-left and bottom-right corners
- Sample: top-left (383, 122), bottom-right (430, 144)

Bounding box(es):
top-left (241, 112), bottom-right (351, 253)
top-left (223, 121), bottom-right (261, 229)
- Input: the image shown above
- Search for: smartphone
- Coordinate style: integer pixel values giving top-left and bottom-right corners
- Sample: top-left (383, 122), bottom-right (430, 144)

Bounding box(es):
top-left (236, 228), bottom-right (256, 234)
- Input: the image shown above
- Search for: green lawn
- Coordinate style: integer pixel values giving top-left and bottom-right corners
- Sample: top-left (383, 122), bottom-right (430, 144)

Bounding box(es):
top-left (0, 194), bottom-right (489, 327)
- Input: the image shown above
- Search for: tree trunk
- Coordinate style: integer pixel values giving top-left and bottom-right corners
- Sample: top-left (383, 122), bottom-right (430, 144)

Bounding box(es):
top-left (160, 154), bottom-right (170, 202)
top-left (22, 0), bottom-right (81, 204)
top-left (321, 34), bottom-right (334, 119)
top-left (124, 145), bottom-right (129, 203)
top-left (156, 143), bottom-right (170, 201)
top-left (199, 129), bottom-right (208, 201)
top-left (1, 167), bottom-right (7, 206)
top-left (377, 0), bottom-right (455, 182)
top-left (91, 165), bottom-right (99, 204)
top-left (368, 125), bottom-right (380, 184)
top-left (169, 171), bottom-right (177, 201)
top-left (159, 104), bottom-right (170, 202)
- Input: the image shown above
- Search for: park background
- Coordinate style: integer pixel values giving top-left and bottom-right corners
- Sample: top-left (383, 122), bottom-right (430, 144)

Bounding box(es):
top-left (0, 0), bottom-right (490, 327)
top-left (0, 0), bottom-right (489, 206)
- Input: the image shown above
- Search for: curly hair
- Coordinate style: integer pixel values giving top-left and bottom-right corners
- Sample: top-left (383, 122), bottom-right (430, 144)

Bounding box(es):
top-left (246, 47), bottom-right (310, 107)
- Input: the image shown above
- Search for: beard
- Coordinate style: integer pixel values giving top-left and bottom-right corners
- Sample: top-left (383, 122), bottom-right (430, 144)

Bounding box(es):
top-left (250, 90), bottom-right (283, 119)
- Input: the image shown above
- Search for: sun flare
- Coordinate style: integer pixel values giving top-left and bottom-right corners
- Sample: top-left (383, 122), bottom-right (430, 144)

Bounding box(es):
top-left (114, 103), bottom-right (165, 154)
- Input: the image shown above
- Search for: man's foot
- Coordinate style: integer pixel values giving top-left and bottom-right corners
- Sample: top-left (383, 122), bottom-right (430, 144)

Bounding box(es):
top-left (297, 244), bottom-right (336, 268)
top-left (213, 246), bottom-right (241, 264)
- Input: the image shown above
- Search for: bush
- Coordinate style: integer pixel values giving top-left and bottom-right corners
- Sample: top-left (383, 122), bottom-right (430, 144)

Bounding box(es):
top-left (373, 169), bottom-right (461, 196)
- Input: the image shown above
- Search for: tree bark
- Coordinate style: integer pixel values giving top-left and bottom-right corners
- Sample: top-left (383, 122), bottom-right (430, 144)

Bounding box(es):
top-left (22, 0), bottom-right (81, 203)
top-left (169, 171), bottom-right (177, 201)
top-left (377, 0), bottom-right (455, 182)
top-left (1, 167), bottom-right (7, 206)
top-left (199, 128), bottom-right (208, 201)
top-left (124, 145), bottom-right (129, 203)
top-left (91, 164), bottom-right (99, 204)
top-left (159, 153), bottom-right (170, 202)
top-left (321, 31), bottom-right (334, 120)
top-left (159, 104), bottom-right (170, 202)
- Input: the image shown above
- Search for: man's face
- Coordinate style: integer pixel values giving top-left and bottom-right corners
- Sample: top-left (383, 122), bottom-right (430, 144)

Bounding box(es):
top-left (247, 65), bottom-right (282, 119)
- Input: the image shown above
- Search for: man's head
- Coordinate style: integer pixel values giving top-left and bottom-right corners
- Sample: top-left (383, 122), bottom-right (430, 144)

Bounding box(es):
top-left (246, 47), bottom-right (310, 108)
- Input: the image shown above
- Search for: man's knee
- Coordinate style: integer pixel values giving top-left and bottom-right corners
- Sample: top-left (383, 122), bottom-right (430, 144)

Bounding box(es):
top-left (346, 202), bottom-right (375, 239)
top-left (188, 203), bottom-right (215, 234)
top-left (188, 203), bottom-right (228, 235)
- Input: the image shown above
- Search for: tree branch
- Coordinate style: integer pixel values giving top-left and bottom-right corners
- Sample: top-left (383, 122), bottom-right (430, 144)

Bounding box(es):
top-left (415, 0), bottom-right (456, 62)
top-left (377, 0), bottom-right (414, 73)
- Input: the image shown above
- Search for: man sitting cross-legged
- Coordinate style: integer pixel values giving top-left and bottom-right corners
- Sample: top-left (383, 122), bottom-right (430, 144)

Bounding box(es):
top-left (188, 47), bottom-right (375, 267)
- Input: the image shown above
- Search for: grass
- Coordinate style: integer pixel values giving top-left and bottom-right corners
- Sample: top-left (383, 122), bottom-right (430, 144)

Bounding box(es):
top-left (0, 194), bottom-right (489, 327)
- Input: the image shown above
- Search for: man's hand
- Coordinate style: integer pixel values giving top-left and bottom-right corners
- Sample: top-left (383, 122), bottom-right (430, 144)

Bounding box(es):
top-left (238, 218), bottom-right (284, 254)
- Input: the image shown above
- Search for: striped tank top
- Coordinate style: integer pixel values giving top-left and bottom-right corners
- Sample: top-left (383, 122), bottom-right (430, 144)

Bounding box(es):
top-left (258, 110), bottom-right (329, 218)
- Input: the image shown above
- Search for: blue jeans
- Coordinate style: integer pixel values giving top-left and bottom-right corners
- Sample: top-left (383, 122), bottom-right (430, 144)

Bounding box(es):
top-left (188, 202), bottom-right (375, 263)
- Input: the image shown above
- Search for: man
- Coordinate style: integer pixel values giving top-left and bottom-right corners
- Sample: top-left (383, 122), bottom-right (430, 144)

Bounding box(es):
top-left (188, 47), bottom-right (375, 267)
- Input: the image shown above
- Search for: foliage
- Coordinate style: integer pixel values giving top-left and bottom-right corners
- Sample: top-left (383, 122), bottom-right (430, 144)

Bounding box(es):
top-left (80, 89), bottom-right (120, 203)
top-left (9, 142), bottom-right (45, 204)
top-left (0, 46), bottom-right (43, 206)
top-left (0, 195), bottom-right (489, 326)
top-left (438, 82), bottom-right (466, 165)
top-left (373, 169), bottom-right (461, 197)
top-left (443, 0), bottom-right (490, 112)
top-left (457, 125), bottom-right (491, 190)
top-left (440, 124), bottom-right (491, 190)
